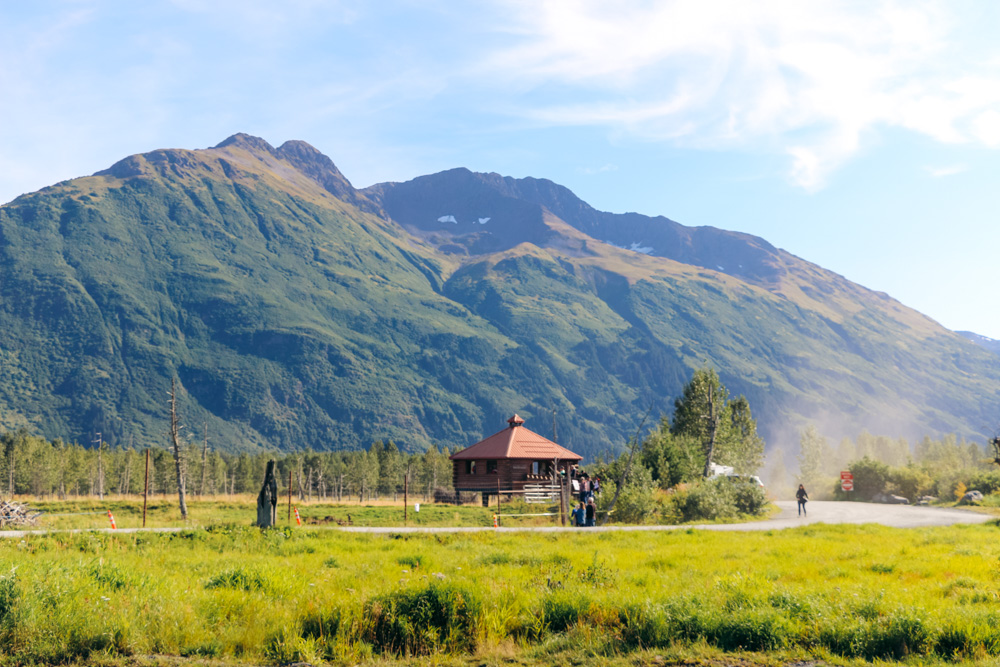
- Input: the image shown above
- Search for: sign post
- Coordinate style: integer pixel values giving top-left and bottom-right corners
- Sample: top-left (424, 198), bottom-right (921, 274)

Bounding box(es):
top-left (840, 471), bottom-right (854, 493)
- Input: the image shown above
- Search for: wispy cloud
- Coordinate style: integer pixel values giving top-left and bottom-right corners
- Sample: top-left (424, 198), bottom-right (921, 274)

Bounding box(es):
top-left (481, 0), bottom-right (1000, 190)
top-left (578, 164), bottom-right (618, 175)
top-left (925, 164), bottom-right (967, 178)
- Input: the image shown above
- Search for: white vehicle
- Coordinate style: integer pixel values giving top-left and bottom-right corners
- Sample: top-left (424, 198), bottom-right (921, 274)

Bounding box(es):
top-left (708, 464), bottom-right (765, 489)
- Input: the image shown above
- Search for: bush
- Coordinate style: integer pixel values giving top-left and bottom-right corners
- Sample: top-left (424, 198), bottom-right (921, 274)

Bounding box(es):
top-left (732, 481), bottom-right (768, 515)
top-left (888, 466), bottom-right (934, 502)
top-left (541, 591), bottom-right (586, 633)
top-left (963, 469), bottom-right (1000, 495)
top-left (364, 582), bottom-right (481, 655)
top-left (205, 566), bottom-right (273, 593)
top-left (848, 457), bottom-right (891, 500)
top-left (664, 477), bottom-right (768, 523)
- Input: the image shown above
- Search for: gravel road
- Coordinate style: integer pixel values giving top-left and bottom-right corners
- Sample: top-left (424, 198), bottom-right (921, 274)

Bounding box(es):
top-left (0, 501), bottom-right (989, 538)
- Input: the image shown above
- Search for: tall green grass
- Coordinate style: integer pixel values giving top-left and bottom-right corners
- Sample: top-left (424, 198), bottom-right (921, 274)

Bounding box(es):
top-left (1, 522), bottom-right (1000, 663)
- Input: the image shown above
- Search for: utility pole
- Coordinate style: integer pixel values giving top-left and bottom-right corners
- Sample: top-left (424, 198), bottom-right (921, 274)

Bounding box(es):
top-left (168, 378), bottom-right (189, 519)
top-left (552, 407), bottom-right (557, 443)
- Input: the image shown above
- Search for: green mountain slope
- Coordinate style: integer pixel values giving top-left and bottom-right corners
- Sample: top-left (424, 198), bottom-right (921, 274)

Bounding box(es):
top-left (0, 135), bottom-right (997, 456)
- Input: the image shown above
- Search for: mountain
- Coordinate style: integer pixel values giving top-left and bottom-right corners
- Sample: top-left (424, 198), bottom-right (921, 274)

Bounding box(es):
top-left (958, 332), bottom-right (1000, 355)
top-left (0, 134), bottom-right (997, 456)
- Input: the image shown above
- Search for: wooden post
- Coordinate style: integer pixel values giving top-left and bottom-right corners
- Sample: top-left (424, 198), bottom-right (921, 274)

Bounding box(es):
top-left (404, 474), bottom-right (408, 526)
top-left (559, 472), bottom-right (566, 526)
top-left (288, 469), bottom-right (293, 523)
top-left (497, 478), bottom-right (501, 527)
top-left (142, 449), bottom-right (150, 528)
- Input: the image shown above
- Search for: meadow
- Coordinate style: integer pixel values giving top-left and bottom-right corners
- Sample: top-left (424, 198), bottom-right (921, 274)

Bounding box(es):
top-left (15, 496), bottom-right (551, 532)
top-left (1, 515), bottom-right (1000, 666)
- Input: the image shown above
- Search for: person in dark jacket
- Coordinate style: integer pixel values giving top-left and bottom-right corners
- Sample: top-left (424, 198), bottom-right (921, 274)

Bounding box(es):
top-left (796, 484), bottom-right (809, 516)
top-left (585, 498), bottom-right (596, 527)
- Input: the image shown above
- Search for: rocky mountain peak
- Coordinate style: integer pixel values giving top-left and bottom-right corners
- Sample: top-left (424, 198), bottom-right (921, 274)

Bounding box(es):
top-left (214, 133), bottom-right (277, 154)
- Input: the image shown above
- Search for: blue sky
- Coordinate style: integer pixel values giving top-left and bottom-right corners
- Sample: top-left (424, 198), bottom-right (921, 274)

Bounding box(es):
top-left (3, 1), bottom-right (1000, 338)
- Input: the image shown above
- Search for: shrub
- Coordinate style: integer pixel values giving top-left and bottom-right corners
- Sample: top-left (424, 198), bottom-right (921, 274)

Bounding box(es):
top-left (396, 554), bottom-right (424, 569)
top-left (848, 457), bottom-right (891, 500)
top-left (0, 568), bottom-right (17, 631)
top-left (205, 566), bottom-right (273, 593)
top-left (541, 591), bottom-right (586, 633)
top-left (888, 466), bottom-right (934, 502)
top-left (732, 481), bottom-right (768, 515)
top-left (963, 470), bottom-right (1000, 495)
top-left (88, 561), bottom-right (140, 591)
top-left (594, 461), bottom-right (660, 524)
top-left (673, 478), bottom-right (738, 522)
top-left (363, 582), bottom-right (481, 655)
top-left (664, 477), bottom-right (768, 523)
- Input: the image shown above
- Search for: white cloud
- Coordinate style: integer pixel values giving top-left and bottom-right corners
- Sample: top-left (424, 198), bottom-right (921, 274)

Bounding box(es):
top-left (484, 0), bottom-right (1000, 189)
top-left (970, 109), bottom-right (1000, 147)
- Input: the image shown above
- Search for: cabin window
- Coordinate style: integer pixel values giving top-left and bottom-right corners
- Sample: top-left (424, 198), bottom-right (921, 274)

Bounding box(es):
top-left (532, 461), bottom-right (539, 475)
top-left (466, 460), bottom-right (476, 475)
top-left (487, 460), bottom-right (498, 474)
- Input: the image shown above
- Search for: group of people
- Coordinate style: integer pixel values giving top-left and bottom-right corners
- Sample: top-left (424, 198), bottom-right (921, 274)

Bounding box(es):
top-left (569, 469), bottom-right (601, 527)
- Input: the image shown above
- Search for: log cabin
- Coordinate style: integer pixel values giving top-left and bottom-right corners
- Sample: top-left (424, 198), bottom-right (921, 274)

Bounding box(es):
top-left (450, 414), bottom-right (583, 504)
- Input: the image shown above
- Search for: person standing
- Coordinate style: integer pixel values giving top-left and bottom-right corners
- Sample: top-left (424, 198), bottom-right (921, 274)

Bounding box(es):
top-left (796, 484), bottom-right (809, 516)
top-left (585, 498), bottom-right (596, 527)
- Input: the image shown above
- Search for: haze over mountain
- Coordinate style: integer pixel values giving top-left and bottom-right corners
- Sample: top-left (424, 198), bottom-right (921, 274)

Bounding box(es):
top-left (1, 134), bottom-right (997, 457)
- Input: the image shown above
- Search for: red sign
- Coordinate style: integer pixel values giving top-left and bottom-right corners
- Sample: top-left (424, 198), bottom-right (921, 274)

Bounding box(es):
top-left (841, 471), bottom-right (853, 481)
top-left (841, 479), bottom-right (854, 492)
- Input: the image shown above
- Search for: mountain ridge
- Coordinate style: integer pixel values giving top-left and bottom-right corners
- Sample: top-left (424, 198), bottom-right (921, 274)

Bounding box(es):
top-left (0, 134), bottom-right (996, 456)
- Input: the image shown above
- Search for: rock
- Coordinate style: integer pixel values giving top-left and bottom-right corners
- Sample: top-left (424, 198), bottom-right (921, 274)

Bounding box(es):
top-left (959, 490), bottom-right (984, 505)
top-left (872, 492), bottom-right (909, 504)
top-left (916, 495), bottom-right (938, 505)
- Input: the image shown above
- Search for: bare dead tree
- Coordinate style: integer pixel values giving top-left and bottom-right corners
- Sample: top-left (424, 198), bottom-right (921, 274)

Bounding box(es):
top-left (256, 460), bottom-right (278, 527)
top-left (168, 377), bottom-right (189, 519)
top-left (94, 432), bottom-right (105, 500)
top-left (599, 403), bottom-right (654, 526)
top-left (199, 423), bottom-right (209, 497)
top-left (701, 384), bottom-right (721, 478)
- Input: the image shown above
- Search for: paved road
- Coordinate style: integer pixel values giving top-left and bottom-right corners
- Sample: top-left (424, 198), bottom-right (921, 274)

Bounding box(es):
top-left (0, 501), bottom-right (989, 538)
top-left (333, 500), bottom-right (992, 533)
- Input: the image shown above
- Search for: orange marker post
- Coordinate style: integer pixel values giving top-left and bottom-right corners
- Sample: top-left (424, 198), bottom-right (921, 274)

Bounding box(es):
top-left (107, 510), bottom-right (117, 530)
top-left (293, 506), bottom-right (302, 526)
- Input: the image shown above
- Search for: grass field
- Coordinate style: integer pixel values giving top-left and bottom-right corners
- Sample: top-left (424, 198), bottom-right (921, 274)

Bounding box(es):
top-left (1, 516), bottom-right (1000, 665)
top-left (12, 496), bottom-right (516, 531)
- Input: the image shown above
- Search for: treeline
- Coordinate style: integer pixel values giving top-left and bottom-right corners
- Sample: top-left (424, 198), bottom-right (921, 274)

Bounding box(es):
top-left (585, 369), bottom-right (768, 524)
top-left (0, 430), bottom-right (454, 500)
top-left (791, 426), bottom-right (991, 501)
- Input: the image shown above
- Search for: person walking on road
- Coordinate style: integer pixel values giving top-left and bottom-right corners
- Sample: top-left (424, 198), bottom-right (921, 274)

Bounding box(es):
top-left (796, 484), bottom-right (809, 516)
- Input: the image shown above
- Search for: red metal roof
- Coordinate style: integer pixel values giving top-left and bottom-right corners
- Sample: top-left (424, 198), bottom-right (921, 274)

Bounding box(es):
top-left (450, 416), bottom-right (583, 461)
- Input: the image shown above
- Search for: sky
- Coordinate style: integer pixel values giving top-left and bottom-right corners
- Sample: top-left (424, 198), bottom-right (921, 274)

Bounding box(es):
top-left (2, 1), bottom-right (1000, 338)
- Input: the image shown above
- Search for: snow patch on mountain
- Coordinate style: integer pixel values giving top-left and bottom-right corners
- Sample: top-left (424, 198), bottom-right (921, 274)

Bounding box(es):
top-left (606, 240), bottom-right (654, 254)
top-left (438, 215), bottom-right (458, 224)
top-left (477, 217), bottom-right (490, 224)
